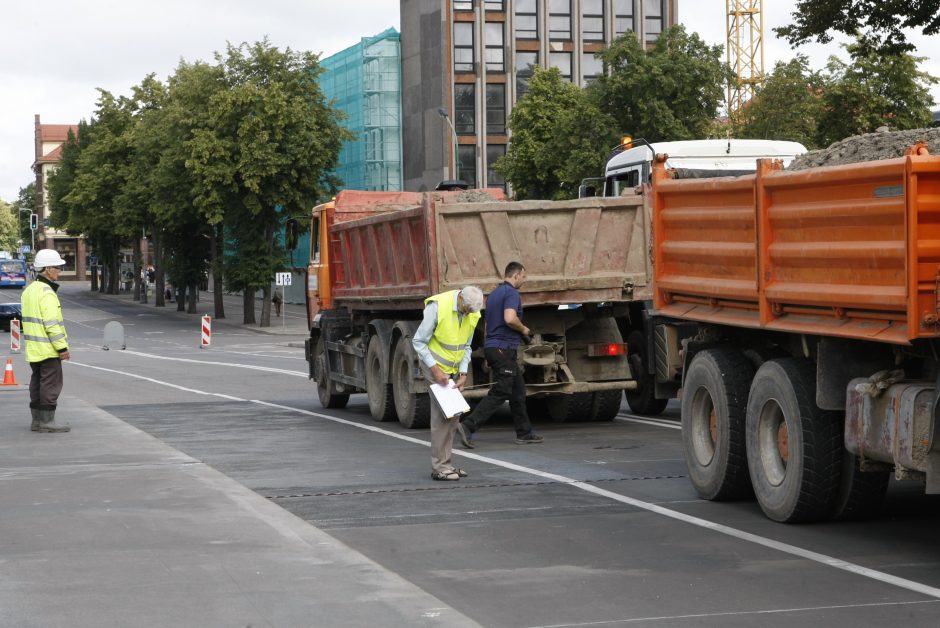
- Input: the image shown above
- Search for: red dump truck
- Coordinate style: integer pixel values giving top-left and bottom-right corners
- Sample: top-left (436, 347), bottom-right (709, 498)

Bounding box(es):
top-left (304, 189), bottom-right (650, 428)
top-left (641, 143), bottom-right (940, 522)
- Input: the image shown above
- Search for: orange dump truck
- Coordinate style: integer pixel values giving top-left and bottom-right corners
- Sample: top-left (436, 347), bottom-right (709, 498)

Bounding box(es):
top-left (644, 144), bottom-right (940, 522)
top-left (305, 189), bottom-right (649, 428)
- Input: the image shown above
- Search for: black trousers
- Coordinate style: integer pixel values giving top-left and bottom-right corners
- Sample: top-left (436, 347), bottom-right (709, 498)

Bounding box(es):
top-left (29, 358), bottom-right (64, 411)
top-left (462, 347), bottom-right (531, 437)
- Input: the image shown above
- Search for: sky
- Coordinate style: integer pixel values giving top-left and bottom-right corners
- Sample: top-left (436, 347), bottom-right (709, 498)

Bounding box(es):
top-left (1, 0), bottom-right (938, 203)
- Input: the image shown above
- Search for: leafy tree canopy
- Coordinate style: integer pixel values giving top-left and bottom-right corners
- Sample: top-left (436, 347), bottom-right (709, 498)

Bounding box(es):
top-left (775, 0), bottom-right (940, 56)
top-left (0, 199), bottom-right (18, 252)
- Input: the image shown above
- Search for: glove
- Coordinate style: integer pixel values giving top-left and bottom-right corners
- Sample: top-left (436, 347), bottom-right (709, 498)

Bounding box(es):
top-left (522, 334), bottom-right (534, 345)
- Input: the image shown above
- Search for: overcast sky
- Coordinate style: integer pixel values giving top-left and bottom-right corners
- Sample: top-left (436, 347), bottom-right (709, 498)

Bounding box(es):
top-left (2, 0), bottom-right (937, 203)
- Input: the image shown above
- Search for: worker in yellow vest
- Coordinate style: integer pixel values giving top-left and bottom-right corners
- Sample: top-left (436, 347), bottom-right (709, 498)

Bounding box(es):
top-left (21, 249), bottom-right (71, 433)
top-left (412, 286), bottom-right (484, 480)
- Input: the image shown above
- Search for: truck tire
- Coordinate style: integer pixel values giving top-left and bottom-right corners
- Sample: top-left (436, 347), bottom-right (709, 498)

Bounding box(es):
top-left (745, 358), bottom-right (842, 523)
top-left (391, 339), bottom-right (430, 429)
top-left (681, 349), bottom-right (754, 501)
top-left (830, 453), bottom-right (889, 521)
top-left (313, 338), bottom-right (349, 409)
top-left (591, 390), bottom-right (622, 422)
top-left (547, 393), bottom-right (593, 423)
top-left (366, 336), bottom-right (396, 422)
top-left (525, 397), bottom-right (549, 421)
top-left (625, 331), bottom-right (669, 416)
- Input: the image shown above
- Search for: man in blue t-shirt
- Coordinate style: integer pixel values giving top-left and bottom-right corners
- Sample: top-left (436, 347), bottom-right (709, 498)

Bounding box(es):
top-left (457, 261), bottom-right (543, 447)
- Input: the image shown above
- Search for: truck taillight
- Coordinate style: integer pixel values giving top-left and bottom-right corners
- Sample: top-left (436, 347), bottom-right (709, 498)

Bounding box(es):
top-left (587, 343), bottom-right (626, 357)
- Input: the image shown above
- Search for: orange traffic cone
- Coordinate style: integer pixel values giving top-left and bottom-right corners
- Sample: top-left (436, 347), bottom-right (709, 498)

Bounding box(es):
top-left (2, 358), bottom-right (16, 386)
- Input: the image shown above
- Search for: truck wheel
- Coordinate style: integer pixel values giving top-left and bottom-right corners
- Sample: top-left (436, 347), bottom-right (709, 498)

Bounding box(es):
top-left (745, 358), bottom-right (842, 523)
top-left (391, 340), bottom-right (430, 429)
top-left (591, 390), bottom-right (623, 422)
top-left (681, 349), bottom-right (754, 501)
top-left (313, 338), bottom-right (349, 409)
top-left (830, 453), bottom-right (889, 521)
top-left (547, 393), bottom-right (593, 423)
top-left (625, 331), bottom-right (668, 416)
top-left (366, 336), bottom-right (396, 422)
top-left (525, 397), bottom-right (549, 421)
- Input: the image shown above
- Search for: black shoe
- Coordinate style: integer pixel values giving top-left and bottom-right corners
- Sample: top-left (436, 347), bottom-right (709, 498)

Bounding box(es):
top-left (457, 422), bottom-right (475, 449)
top-left (515, 432), bottom-right (544, 445)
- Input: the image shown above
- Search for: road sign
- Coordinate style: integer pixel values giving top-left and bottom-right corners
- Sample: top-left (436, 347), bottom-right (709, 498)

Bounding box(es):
top-left (275, 272), bottom-right (292, 286)
top-left (19, 245), bottom-right (31, 254)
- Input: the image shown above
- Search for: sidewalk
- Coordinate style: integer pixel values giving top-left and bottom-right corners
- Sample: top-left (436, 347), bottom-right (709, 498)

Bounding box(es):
top-left (0, 387), bottom-right (479, 627)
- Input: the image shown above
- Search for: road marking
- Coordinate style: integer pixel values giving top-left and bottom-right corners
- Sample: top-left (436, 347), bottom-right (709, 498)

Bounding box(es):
top-left (64, 363), bottom-right (940, 601)
top-left (615, 414), bottom-right (681, 430)
top-left (119, 350), bottom-right (308, 377)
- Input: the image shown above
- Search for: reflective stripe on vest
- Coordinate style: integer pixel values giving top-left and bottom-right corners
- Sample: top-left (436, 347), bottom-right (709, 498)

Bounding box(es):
top-left (424, 290), bottom-right (480, 374)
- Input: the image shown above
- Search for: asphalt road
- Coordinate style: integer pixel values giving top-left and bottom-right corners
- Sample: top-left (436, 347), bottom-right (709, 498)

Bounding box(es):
top-left (6, 283), bottom-right (940, 627)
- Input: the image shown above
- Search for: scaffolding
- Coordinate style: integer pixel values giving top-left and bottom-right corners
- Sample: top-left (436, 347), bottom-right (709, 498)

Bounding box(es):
top-left (321, 28), bottom-right (402, 191)
top-left (726, 0), bottom-right (765, 117)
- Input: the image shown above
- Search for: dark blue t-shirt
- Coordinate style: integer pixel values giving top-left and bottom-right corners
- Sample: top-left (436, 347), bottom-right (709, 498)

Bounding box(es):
top-left (484, 282), bottom-right (523, 349)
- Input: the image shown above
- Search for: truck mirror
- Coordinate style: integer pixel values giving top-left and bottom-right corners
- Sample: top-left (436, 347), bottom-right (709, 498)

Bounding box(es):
top-left (578, 184), bottom-right (596, 198)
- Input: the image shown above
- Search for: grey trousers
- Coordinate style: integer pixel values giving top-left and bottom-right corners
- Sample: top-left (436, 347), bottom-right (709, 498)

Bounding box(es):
top-left (29, 358), bottom-right (64, 411)
top-left (425, 367), bottom-right (460, 474)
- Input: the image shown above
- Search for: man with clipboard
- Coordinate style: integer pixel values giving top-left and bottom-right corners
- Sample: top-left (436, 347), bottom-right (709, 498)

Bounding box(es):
top-left (412, 286), bottom-right (484, 481)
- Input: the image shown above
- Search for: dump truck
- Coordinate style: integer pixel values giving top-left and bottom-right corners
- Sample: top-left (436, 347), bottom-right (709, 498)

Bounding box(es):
top-left (304, 189), bottom-right (650, 428)
top-left (641, 143), bottom-right (940, 522)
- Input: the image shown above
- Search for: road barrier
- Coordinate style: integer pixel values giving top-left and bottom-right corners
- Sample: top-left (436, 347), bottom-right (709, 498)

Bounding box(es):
top-left (201, 315), bottom-right (211, 349)
top-left (2, 358), bottom-right (16, 386)
top-left (10, 319), bottom-right (21, 353)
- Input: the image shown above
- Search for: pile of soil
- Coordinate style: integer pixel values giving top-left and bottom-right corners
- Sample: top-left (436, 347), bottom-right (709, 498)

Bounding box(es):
top-left (787, 127), bottom-right (940, 170)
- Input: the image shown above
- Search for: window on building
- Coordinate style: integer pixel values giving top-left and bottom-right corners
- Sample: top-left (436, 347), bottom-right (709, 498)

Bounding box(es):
top-left (458, 145), bottom-right (477, 187)
top-left (485, 84), bottom-right (506, 134)
top-left (485, 22), bottom-right (505, 72)
top-left (487, 144), bottom-right (507, 188)
top-left (582, 52), bottom-right (603, 83)
top-left (453, 0), bottom-right (472, 11)
top-left (582, 0), bottom-right (605, 41)
top-left (454, 83), bottom-right (476, 135)
top-left (515, 0), bottom-right (538, 39)
top-left (484, 0), bottom-right (504, 10)
top-left (549, 51), bottom-right (571, 81)
top-left (516, 51), bottom-right (538, 98)
top-left (614, 0), bottom-right (634, 37)
top-left (644, 0), bottom-right (664, 43)
top-left (549, 0), bottom-right (571, 40)
top-left (454, 22), bottom-right (474, 73)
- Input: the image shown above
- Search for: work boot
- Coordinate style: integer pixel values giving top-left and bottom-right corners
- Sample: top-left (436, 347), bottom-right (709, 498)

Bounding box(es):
top-left (30, 408), bottom-right (40, 432)
top-left (38, 409), bottom-right (70, 433)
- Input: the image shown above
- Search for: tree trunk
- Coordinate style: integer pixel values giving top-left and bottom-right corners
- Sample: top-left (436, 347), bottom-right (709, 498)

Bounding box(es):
top-left (110, 255), bottom-right (120, 295)
top-left (132, 237), bottom-right (142, 302)
top-left (211, 225), bottom-right (225, 319)
top-left (90, 264), bottom-right (98, 292)
top-left (187, 283), bottom-right (197, 314)
top-left (177, 285), bottom-right (186, 312)
top-left (260, 223), bottom-right (275, 327)
top-left (242, 290), bottom-right (255, 324)
top-left (154, 230), bottom-right (165, 307)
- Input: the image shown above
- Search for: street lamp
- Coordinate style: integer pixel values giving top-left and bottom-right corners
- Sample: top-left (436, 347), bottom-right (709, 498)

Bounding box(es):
top-left (437, 107), bottom-right (459, 182)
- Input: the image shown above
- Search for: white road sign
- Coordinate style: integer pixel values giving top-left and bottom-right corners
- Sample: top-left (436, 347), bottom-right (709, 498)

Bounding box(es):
top-left (275, 272), bottom-right (292, 286)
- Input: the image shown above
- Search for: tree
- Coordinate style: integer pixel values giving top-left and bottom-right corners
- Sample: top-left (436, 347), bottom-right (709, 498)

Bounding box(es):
top-left (495, 67), bottom-right (617, 200)
top-left (0, 200), bottom-right (18, 252)
top-left (187, 39), bottom-right (350, 324)
top-left (590, 26), bottom-right (728, 143)
top-left (816, 42), bottom-right (937, 147)
top-left (736, 56), bottom-right (826, 149)
top-left (10, 183), bottom-right (35, 247)
top-left (775, 1), bottom-right (940, 56)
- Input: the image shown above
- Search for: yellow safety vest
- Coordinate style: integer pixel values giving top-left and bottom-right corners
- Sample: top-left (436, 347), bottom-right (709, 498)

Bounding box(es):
top-left (425, 290), bottom-right (480, 374)
top-left (21, 278), bottom-right (69, 362)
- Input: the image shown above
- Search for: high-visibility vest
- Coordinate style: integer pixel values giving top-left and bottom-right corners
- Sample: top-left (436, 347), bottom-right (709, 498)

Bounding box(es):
top-left (21, 278), bottom-right (69, 362)
top-left (425, 290), bottom-right (480, 374)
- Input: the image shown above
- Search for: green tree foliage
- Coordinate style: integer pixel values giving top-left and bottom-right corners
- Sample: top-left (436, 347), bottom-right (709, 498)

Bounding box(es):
top-left (736, 56), bottom-right (826, 149)
top-left (775, 0), bottom-right (940, 56)
top-left (590, 26), bottom-right (728, 142)
top-left (0, 199), bottom-right (18, 252)
top-left (495, 67), bottom-right (617, 200)
top-left (816, 42), bottom-right (938, 147)
top-left (10, 183), bottom-right (35, 246)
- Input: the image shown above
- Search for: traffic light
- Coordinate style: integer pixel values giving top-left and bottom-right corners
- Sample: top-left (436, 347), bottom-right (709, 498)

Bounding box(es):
top-left (285, 218), bottom-right (299, 251)
top-left (29, 213), bottom-right (38, 230)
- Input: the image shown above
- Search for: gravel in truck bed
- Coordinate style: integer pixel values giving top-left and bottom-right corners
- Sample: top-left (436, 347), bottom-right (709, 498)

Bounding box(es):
top-left (787, 127), bottom-right (940, 170)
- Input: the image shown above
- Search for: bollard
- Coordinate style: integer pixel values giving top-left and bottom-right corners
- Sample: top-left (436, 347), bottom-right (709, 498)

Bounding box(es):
top-left (10, 319), bottom-right (21, 353)
top-left (201, 315), bottom-right (211, 348)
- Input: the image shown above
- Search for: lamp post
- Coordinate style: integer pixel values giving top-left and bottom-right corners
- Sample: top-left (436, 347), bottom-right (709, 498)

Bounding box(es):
top-left (437, 107), bottom-right (459, 182)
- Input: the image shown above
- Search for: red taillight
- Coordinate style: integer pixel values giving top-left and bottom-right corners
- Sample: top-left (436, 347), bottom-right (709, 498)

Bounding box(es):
top-left (587, 343), bottom-right (626, 357)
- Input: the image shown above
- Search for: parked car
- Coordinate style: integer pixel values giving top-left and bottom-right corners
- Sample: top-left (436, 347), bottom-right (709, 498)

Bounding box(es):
top-left (0, 302), bottom-right (22, 332)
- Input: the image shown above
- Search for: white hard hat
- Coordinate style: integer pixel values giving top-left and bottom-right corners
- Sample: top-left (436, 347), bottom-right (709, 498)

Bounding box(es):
top-left (34, 249), bottom-right (67, 269)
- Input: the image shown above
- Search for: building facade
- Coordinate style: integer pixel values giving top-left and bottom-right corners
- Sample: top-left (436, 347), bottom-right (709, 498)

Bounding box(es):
top-left (32, 114), bottom-right (87, 280)
top-left (401, 0), bottom-right (678, 192)
top-left (320, 28), bottom-right (404, 192)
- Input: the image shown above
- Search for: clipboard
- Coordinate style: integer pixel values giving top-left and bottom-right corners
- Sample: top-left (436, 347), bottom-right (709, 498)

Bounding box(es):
top-left (429, 381), bottom-right (471, 419)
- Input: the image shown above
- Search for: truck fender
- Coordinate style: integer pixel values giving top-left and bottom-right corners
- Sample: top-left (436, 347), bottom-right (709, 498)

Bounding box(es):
top-left (367, 319), bottom-right (397, 384)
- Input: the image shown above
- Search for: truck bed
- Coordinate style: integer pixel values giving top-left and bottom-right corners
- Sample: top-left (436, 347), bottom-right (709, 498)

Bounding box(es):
top-left (652, 148), bottom-right (940, 344)
top-left (328, 191), bottom-right (651, 310)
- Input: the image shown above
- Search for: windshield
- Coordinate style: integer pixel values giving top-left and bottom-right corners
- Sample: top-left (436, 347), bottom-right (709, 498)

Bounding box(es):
top-left (0, 260), bottom-right (27, 273)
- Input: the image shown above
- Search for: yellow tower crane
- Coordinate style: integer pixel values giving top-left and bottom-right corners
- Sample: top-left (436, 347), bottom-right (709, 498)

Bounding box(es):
top-left (726, 0), bottom-right (765, 117)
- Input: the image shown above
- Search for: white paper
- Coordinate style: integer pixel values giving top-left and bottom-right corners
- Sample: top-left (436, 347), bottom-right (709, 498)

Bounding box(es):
top-left (429, 380), bottom-right (471, 419)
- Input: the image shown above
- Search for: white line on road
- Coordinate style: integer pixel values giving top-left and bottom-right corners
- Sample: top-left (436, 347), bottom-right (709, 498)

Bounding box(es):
top-left (66, 362), bottom-right (940, 602)
top-left (615, 414), bottom-right (681, 430)
top-left (119, 350), bottom-right (309, 377)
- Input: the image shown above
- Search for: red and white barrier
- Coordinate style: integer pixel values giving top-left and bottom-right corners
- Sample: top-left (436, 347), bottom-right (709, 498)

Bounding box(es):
top-left (200, 315), bottom-right (211, 348)
top-left (10, 319), bottom-right (21, 353)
